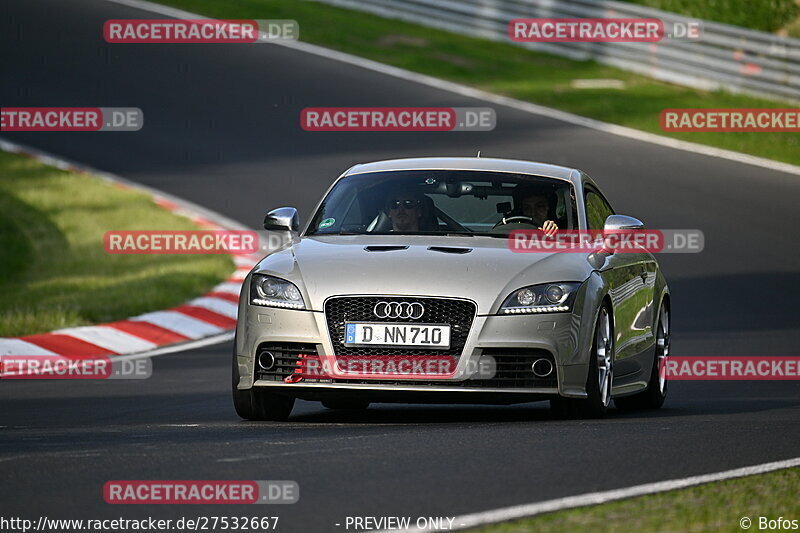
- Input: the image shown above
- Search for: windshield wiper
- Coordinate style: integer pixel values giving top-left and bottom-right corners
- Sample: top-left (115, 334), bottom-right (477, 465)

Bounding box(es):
top-left (478, 233), bottom-right (512, 239)
top-left (311, 231), bottom-right (478, 237)
top-left (307, 231), bottom-right (362, 236)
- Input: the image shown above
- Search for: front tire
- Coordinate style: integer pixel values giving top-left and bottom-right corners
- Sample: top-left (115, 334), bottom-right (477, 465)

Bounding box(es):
top-left (551, 304), bottom-right (614, 419)
top-left (232, 351), bottom-right (295, 421)
top-left (615, 301), bottom-right (670, 411)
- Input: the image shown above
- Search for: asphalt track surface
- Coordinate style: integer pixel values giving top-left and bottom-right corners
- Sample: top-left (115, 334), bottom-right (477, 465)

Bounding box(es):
top-left (2, 0), bottom-right (800, 531)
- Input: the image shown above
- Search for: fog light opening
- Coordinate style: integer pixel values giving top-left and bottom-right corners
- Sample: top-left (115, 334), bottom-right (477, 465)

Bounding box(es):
top-left (258, 350), bottom-right (276, 371)
top-left (531, 358), bottom-right (554, 378)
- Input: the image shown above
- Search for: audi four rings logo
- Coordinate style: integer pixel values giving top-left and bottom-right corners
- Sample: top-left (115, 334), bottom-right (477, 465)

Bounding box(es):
top-left (374, 301), bottom-right (425, 319)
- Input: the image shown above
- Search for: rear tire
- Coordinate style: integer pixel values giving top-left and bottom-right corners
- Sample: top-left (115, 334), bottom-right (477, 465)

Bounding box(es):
top-left (615, 301), bottom-right (670, 411)
top-left (551, 304), bottom-right (614, 419)
top-left (322, 399), bottom-right (370, 410)
top-left (232, 351), bottom-right (295, 421)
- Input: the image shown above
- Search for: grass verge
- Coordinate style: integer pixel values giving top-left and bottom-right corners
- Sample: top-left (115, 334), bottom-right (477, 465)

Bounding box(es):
top-left (620, 0), bottom-right (800, 35)
top-left (157, 0), bottom-right (800, 166)
top-left (0, 151), bottom-right (233, 337)
top-left (476, 467), bottom-right (800, 532)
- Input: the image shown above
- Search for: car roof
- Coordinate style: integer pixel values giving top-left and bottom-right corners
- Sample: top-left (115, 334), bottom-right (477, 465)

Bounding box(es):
top-left (345, 157), bottom-right (585, 186)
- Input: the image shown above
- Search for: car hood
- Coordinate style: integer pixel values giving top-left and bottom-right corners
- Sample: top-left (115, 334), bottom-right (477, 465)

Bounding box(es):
top-left (254, 235), bottom-right (594, 313)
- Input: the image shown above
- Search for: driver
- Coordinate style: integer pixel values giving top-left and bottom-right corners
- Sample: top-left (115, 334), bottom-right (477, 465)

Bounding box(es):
top-left (514, 186), bottom-right (559, 237)
top-left (385, 189), bottom-right (424, 232)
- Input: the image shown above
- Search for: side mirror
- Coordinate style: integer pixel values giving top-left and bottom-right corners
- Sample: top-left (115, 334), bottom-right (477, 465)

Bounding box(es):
top-left (598, 214), bottom-right (644, 257)
top-left (604, 214), bottom-right (644, 231)
top-left (264, 207), bottom-right (299, 232)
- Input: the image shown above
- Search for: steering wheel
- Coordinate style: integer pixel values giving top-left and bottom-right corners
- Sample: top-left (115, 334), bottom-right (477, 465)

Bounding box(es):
top-left (492, 215), bottom-right (536, 228)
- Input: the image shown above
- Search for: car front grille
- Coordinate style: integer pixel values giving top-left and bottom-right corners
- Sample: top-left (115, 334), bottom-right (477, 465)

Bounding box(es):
top-left (252, 337), bottom-right (556, 391)
top-left (324, 296), bottom-right (477, 358)
top-left (329, 349), bottom-right (557, 389)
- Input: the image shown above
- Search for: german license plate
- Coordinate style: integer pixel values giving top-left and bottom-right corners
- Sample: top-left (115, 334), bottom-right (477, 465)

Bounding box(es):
top-left (344, 323), bottom-right (451, 349)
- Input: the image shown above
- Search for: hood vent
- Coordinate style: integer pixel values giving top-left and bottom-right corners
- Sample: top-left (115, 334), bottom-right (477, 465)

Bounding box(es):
top-left (364, 245), bottom-right (409, 252)
top-left (427, 246), bottom-right (472, 254)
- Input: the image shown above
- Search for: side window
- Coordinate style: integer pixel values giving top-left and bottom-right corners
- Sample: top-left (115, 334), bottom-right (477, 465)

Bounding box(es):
top-left (585, 190), bottom-right (614, 230)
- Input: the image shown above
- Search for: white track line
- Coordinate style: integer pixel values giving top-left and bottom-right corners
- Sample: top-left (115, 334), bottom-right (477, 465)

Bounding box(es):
top-left (386, 456), bottom-right (800, 532)
top-left (104, 0), bottom-right (800, 177)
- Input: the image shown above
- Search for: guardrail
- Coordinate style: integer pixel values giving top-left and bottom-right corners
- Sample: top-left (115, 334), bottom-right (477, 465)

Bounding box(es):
top-left (311, 0), bottom-right (800, 102)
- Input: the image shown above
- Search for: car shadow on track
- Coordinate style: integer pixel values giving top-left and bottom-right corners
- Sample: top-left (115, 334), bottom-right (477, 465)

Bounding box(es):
top-left (288, 402), bottom-right (557, 424)
top-left (285, 397), bottom-right (800, 425)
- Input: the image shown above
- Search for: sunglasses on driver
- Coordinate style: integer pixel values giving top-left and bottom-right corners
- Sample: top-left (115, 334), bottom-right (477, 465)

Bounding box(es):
top-left (388, 199), bottom-right (420, 210)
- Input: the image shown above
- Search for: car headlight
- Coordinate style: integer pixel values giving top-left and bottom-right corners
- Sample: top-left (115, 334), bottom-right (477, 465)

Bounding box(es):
top-left (499, 282), bottom-right (581, 314)
top-left (250, 274), bottom-right (306, 309)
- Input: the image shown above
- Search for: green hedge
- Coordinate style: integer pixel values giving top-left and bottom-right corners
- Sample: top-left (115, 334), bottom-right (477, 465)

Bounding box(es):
top-left (620, 0), bottom-right (799, 33)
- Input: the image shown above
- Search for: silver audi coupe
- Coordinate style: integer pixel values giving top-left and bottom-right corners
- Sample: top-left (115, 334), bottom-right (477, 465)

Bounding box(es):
top-left (233, 157), bottom-right (670, 420)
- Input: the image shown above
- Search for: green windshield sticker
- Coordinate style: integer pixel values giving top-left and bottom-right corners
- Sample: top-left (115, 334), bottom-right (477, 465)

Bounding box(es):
top-left (319, 218), bottom-right (335, 229)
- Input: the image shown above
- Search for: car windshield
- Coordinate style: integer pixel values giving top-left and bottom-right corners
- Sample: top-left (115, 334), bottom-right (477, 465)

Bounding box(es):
top-left (306, 170), bottom-right (578, 237)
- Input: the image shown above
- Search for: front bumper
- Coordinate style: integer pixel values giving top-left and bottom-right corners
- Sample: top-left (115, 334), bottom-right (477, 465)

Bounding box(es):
top-left (235, 302), bottom-right (590, 400)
